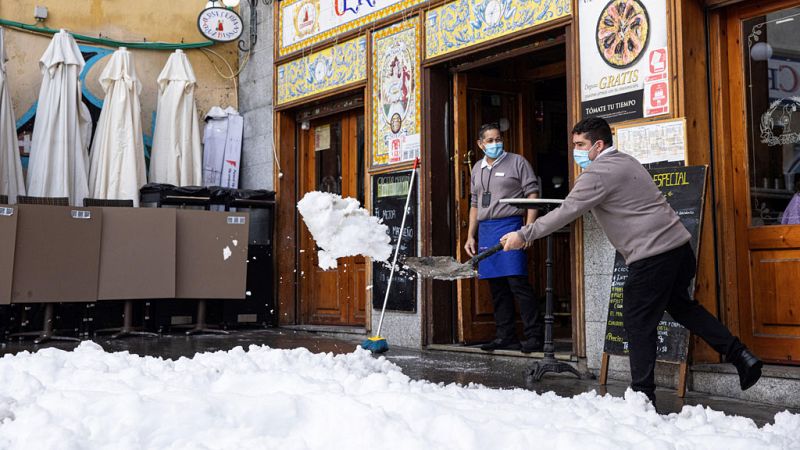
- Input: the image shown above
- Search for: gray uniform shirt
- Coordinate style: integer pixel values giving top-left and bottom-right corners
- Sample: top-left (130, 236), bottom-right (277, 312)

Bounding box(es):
top-left (470, 152), bottom-right (540, 221)
top-left (517, 149), bottom-right (691, 264)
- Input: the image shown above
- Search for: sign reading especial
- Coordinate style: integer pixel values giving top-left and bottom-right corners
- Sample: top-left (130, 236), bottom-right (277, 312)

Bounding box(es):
top-left (279, 0), bottom-right (426, 55)
top-left (579, 0), bottom-right (670, 123)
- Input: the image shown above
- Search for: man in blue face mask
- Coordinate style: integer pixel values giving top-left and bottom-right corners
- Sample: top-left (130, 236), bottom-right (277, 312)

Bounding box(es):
top-left (500, 116), bottom-right (762, 405)
top-left (466, 122), bottom-right (544, 353)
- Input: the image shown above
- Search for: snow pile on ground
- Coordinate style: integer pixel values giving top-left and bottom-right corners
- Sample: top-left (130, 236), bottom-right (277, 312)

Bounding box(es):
top-left (0, 343), bottom-right (798, 449)
top-left (297, 191), bottom-right (391, 269)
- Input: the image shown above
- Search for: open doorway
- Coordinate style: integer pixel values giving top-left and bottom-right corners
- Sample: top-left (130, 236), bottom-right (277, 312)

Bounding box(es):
top-left (443, 35), bottom-right (572, 352)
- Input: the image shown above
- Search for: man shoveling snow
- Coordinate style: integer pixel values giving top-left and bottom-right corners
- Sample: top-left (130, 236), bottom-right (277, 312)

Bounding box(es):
top-left (297, 191), bottom-right (392, 270)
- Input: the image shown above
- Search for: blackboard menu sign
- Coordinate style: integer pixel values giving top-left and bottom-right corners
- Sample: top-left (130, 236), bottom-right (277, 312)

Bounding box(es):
top-left (372, 171), bottom-right (417, 312)
top-left (603, 165), bottom-right (707, 362)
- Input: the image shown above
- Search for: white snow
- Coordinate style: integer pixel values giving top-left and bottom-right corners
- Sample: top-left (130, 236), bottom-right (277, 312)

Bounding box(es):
top-left (297, 192), bottom-right (391, 270)
top-left (222, 246), bottom-right (231, 260)
top-left (0, 342), bottom-right (797, 449)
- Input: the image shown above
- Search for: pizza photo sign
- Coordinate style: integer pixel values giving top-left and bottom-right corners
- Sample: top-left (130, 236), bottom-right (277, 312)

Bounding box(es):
top-left (580, 0), bottom-right (669, 123)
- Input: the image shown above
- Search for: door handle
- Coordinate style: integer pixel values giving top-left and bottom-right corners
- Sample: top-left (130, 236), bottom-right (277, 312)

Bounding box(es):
top-left (463, 149), bottom-right (474, 167)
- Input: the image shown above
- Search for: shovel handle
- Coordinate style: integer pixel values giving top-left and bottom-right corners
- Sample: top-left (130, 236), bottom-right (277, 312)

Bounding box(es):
top-left (469, 243), bottom-right (504, 266)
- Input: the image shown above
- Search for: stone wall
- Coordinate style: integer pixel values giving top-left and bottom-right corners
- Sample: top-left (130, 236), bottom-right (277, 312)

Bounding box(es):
top-left (237, 1), bottom-right (274, 190)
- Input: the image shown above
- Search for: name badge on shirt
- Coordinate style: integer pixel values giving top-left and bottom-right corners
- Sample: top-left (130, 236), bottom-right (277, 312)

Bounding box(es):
top-left (495, 172), bottom-right (505, 177)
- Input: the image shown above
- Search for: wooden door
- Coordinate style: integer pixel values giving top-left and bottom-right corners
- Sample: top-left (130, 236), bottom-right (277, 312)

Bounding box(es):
top-left (727, 1), bottom-right (800, 362)
top-left (453, 73), bottom-right (525, 343)
top-left (299, 111), bottom-right (367, 326)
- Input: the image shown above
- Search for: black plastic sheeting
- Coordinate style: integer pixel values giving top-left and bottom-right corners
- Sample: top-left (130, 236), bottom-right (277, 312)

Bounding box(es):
top-left (140, 184), bottom-right (274, 207)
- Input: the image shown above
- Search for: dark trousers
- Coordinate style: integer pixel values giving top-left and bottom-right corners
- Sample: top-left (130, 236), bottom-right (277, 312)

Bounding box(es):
top-left (488, 276), bottom-right (544, 341)
top-left (623, 242), bottom-right (744, 398)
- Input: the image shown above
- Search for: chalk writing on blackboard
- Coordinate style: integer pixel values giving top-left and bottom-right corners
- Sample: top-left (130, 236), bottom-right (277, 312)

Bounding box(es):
top-left (372, 171), bottom-right (418, 312)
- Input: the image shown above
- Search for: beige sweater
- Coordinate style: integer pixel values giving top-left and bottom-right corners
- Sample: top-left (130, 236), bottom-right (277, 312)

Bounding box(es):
top-left (517, 150), bottom-right (690, 264)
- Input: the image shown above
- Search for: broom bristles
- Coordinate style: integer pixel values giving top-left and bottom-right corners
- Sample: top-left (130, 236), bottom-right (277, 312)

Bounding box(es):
top-left (361, 336), bottom-right (389, 354)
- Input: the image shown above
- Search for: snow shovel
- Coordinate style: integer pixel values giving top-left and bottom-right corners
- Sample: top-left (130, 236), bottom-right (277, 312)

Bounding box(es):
top-left (403, 243), bottom-right (504, 280)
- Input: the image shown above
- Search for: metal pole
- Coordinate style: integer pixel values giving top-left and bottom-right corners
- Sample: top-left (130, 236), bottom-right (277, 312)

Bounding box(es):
top-left (543, 232), bottom-right (555, 359)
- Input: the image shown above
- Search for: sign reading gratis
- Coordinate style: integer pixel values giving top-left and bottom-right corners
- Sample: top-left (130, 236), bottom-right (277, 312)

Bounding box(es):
top-left (579, 0), bottom-right (670, 123)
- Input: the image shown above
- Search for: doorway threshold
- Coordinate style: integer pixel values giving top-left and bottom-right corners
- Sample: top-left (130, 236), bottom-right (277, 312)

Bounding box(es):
top-left (425, 344), bottom-right (577, 362)
top-left (281, 325), bottom-right (368, 335)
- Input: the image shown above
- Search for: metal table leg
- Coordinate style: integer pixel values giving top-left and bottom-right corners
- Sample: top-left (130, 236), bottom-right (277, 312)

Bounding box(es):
top-left (527, 233), bottom-right (583, 381)
top-left (185, 299), bottom-right (229, 336)
top-left (94, 300), bottom-right (159, 339)
top-left (10, 303), bottom-right (81, 344)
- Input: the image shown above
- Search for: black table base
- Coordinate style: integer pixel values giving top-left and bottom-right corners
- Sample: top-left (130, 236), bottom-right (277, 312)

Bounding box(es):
top-left (526, 231), bottom-right (585, 382)
top-left (498, 199), bottom-right (593, 382)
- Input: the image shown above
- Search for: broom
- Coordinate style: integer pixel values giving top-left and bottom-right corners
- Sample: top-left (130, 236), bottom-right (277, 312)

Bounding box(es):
top-left (361, 158), bottom-right (419, 354)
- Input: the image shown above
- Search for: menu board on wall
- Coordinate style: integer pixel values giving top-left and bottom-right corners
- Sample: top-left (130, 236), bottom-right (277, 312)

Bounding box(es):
top-left (615, 118), bottom-right (686, 165)
top-left (372, 19), bottom-right (421, 167)
top-left (602, 165), bottom-right (707, 362)
top-left (579, 0), bottom-right (670, 123)
top-left (371, 171), bottom-right (418, 312)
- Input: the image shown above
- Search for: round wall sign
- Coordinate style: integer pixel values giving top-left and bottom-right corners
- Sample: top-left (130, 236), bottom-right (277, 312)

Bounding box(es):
top-left (198, 7), bottom-right (244, 43)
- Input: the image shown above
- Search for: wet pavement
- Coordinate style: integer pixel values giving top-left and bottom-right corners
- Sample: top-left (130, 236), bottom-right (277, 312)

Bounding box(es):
top-left (1, 328), bottom-right (796, 427)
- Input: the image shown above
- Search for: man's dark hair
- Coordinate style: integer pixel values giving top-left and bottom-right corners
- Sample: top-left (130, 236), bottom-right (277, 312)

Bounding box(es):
top-left (478, 122), bottom-right (501, 140)
top-left (572, 117), bottom-right (613, 147)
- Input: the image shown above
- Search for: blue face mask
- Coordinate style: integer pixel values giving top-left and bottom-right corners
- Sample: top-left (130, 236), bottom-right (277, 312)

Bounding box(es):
top-left (483, 142), bottom-right (504, 159)
top-left (573, 149), bottom-right (591, 169)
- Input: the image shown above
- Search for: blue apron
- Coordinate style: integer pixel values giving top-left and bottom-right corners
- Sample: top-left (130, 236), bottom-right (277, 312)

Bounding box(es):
top-left (477, 216), bottom-right (527, 279)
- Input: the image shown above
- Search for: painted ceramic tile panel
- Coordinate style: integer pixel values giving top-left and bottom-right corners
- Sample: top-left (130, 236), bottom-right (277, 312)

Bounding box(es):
top-left (425, 0), bottom-right (571, 59)
top-left (276, 36), bottom-right (367, 105)
top-left (371, 19), bottom-right (421, 166)
top-left (279, 0), bottom-right (426, 56)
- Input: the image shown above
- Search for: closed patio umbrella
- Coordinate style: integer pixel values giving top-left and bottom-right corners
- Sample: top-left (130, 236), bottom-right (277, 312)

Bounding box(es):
top-left (88, 47), bottom-right (146, 206)
top-left (149, 49), bottom-right (202, 186)
top-left (0, 27), bottom-right (26, 203)
top-left (26, 29), bottom-right (92, 206)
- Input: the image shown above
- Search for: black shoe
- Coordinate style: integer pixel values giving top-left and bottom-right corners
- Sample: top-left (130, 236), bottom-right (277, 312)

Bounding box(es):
top-left (480, 338), bottom-right (519, 351)
top-left (520, 337), bottom-right (544, 354)
top-left (730, 348), bottom-right (763, 391)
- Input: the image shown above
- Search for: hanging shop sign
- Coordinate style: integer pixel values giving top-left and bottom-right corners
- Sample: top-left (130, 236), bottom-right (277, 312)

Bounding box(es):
top-left (579, 0), bottom-right (669, 123)
top-left (197, 7), bottom-right (244, 42)
top-left (425, 0), bottom-right (571, 59)
top-left (372, 19), bottom-right (421, 166)
top-left (279, 0), bottom-right (426, 56)
top-left (276, 36), bottom-right (367, 106)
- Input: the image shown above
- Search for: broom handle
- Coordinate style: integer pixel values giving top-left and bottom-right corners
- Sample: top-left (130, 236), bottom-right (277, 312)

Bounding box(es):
top-left (376, 158), bottom-right (418, 337)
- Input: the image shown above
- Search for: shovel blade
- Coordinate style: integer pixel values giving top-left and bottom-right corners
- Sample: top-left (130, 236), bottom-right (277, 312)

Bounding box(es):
top-left (403, 256), bottom-right (478, 280)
